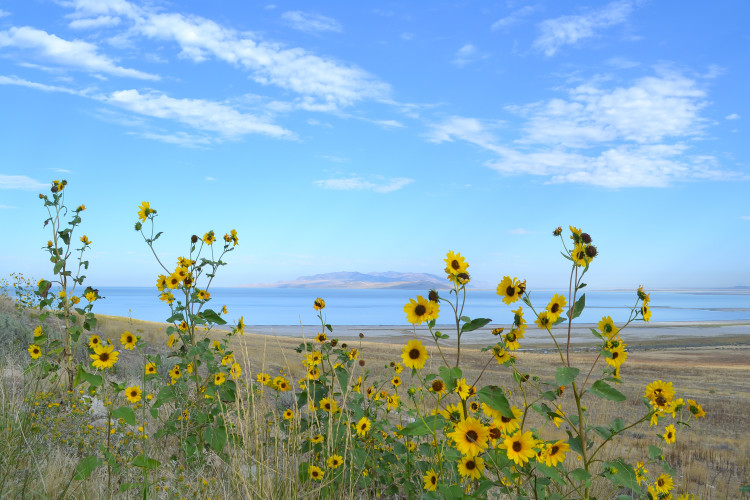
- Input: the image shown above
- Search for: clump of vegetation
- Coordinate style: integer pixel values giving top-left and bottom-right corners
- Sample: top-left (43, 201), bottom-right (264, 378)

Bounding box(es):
top-left (1, 180), bottom-right (745, 499)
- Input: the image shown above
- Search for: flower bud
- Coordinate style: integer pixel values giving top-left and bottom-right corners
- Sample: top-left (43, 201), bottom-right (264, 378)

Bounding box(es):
top-left (581, 233), bottom-right (592, 244)
top-left (553, 227), bottom-right (562, 236)
top-left (191, 235), bottom-right (199, 243)
top-left (585, 245), bottom-right (598, 259)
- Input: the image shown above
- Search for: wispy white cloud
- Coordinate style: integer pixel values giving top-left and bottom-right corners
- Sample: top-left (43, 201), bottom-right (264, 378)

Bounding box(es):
top-left (281, 11), bottom-right (342, 34)
top-left (205, 176), bottom-right (217, 181)
top-left (741, 215), bottom-right (750, 221)
top-left (511, 71), bottom-right (708, 147)
top-left (51, 168), bottom-right (71, 173)
top-left (0, 9), bottom-right (10, 18)
top-left (107, 89), bottom-right (295, 139)
top-left (0, 74), bottom-right (84, 95)
top-left (508, 228), bottom-right (534, 235)
top-left (0, 26), bottom-right (159, 80)
top-left (0, 174), bottom-right (48, 190)
top-left (534, 1), bottom-right (636, 56)
top-left (0, 205), bottom-right (17, 209)
top-left (452, 44), bottom-right (487, 67)
top-left (69, 16), bottom-right (121, 30)
top-left (314, 176), bottom-right (413, 193)
top-left (60, 0), bottom-right (389, 110)
top-left (605, 56), bottom-right (640, 69)
top-left (428, 72), bottom-right (733, 188)
top-left (401, 32), bottom-right (415, 41)
top-left (726, 113), bottom-right (740, 120)
top-left (130, 131), bottom-right (214, 148)
top-left (491, 5), bottom-right (538, 30)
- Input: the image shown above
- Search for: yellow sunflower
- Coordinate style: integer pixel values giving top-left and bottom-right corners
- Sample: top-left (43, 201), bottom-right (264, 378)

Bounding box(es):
top-left (230, 363), bottom-right (242, 379)
top-left (449, 417), bottom-right (489, 456)
top-left (444, 250), bottom-right (469, 277)
top-left (493, 344), bottom-right (514, 364)
top-left (641, 304), bottom-right (652, 322)
top-left (313, 297), bottom-right (325, 310)
top-left (605, 344), bottom-right (627, 368)
top-left (571, 243), bottom-right (590, 267)
top-left (203, 231), bottom-right (216, 245)
top-left (546, 294), bottom-right (567, 319)
top-left (33, 325), bottom-right (43, 337)
top-left (502, 430), bottom-right (537, 466)
top-left (497, 276), bottom-right (522, 305)
top-left (654, 474), bottom-right (674, 495)
top-left (169, 365), bottom-right (182, 382)
top-left (273, 376), bottom-right (290, 392)
top-left (28, 344), bottom-right (42, 359)
top-left (403, 295), bottom-right (433, 325)
top-left (687, 399), bottom-right (706, 418)
top-left (454, 378), bottom-right (471, 400)
top-left (541, 440), bottom-right (569, 467)
top-left (457, 455), bottom-right (485, 480)
top-left (283, 409), bottom-right (294, 420)
top-left (598, 316), bottom-right (619, 337)
top-left (319, 397), bottom-right (338, 413)
top-left (308, 465), bottom-right (324, 481)
top-left (124, 385), bottom-right (142, 403)
top-left (137, 201), bottom-right (152, 222)
top-left (534, 310), bottom-right (553, 330)
top-left (214, 373), bottom-right (226, 386)
top-left (493, 406), bottom-right (523, 433)
top-left (327, 454), bottom-right (343, 469)
top-left (423, 469), bottom-right (438, 491)
top-left (401, 339), bottom-right (429, 370)
top-left (257, 373), bottom-right (271, 385)
top-left (391, 376), bottom-right (401, 388)
top-left (90, 344), bottom-right (119, 370)
top-left (120, 331), bottom-right (137, 350)
top-left (356, 417), bottom-right (371, 436)
top-left (663, 424), bottom-right (676, 444)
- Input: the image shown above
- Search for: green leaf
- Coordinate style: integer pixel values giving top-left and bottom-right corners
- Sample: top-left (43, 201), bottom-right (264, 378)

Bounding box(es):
top-left (461, 317), bottom-right (492, 333)
top-left (112, 406), bottom-right (136, 426)
top-left (566, 293), bottom-right (585, 320)
top-left (75, 366), bottom-right (102, 388)
top-left (166, 312), bottom-right (183, 323)
top-left (604, 459), bottom-right (640, 492)
top-left (73, 455), bottom-right (102, 480)
top-left (536, 463), bottom-right (565, 485)
top-left (211, 425), bottom-right (227, 453)
top-left (649, 445), bottom-right (663, 460)
top-left (119, 483), bottom-right (142, 492)
top-left (593, 425), bottom-right (612, 440)
top-left (201, 309), bottom-right (227, 325)
top-left (588, 380), bottom-right (626, 401)
top-left (740, 485), bottom-right (750, 492)
top-left (397, 419), bottom-right (432, 437)
top-left (477, 385), bottom-right (512, 418)
top-left (555, 366), bottom-right (580, 386)
top-left (131, 454), bottom-right (161, 469)
top-left (570, 468), bottom-right (591, 482)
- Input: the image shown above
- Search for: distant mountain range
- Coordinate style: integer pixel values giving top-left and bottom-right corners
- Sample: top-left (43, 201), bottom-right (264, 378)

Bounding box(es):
top-left (241, 271), bottom-right (453, 289)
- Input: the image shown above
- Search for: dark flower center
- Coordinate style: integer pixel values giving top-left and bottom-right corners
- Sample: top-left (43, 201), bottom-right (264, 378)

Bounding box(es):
top-left (415, 304), bottom-right (426, 316)
top-left (612, 352), bottom-right (619, 359)
top-left (506, 286), bottom-right (515, 297)
top-left (657, 478), bottom-right (664, 487)
top-left (100, 353), bottom-right (109, 362)
top-left (466, 430), bottom-right (478, 443)
top-left (501, 416), bottom-right (511, 423)
top-left (550, 303), bottom-right (559, 313)
top-left (551, 445), bottom-right (559, 455)
top-left (466, 460), bottom-right (476, 470)
top-left (432, 380), bottom-right (444, 392)
top-left (451, 260), bottom-right (460, 270)
top-left (430, 476), bottom-right (437, 485)
top-left (512, 441), bottom-right (522, 452)
top-left (409, 348), bottom-right (421, 360)
top-left (489, 428), bottom-right (501, 440)
top-left (656, 395), bottom-right (667, 406)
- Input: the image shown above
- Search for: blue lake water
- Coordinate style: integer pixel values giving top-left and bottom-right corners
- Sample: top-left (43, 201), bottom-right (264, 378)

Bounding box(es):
top-left (85, 287), bottom-right (750, 326)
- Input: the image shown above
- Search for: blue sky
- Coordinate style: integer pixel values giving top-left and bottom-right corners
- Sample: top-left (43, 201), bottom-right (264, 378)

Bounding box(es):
top-left (0, 0), bottom-right (748, 289)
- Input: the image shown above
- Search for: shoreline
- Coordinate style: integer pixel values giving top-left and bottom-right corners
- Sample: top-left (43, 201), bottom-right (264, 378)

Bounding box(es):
top-left (91, 310), bottom-right (750, 350)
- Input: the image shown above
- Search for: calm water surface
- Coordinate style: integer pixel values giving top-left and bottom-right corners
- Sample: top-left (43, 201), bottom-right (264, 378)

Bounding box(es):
top-left (89, 287), bottom-right (750, 326)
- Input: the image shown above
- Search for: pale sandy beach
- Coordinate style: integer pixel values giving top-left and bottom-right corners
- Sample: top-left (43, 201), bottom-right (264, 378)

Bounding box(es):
top-left (238, 320), bottom-right (750, 349)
